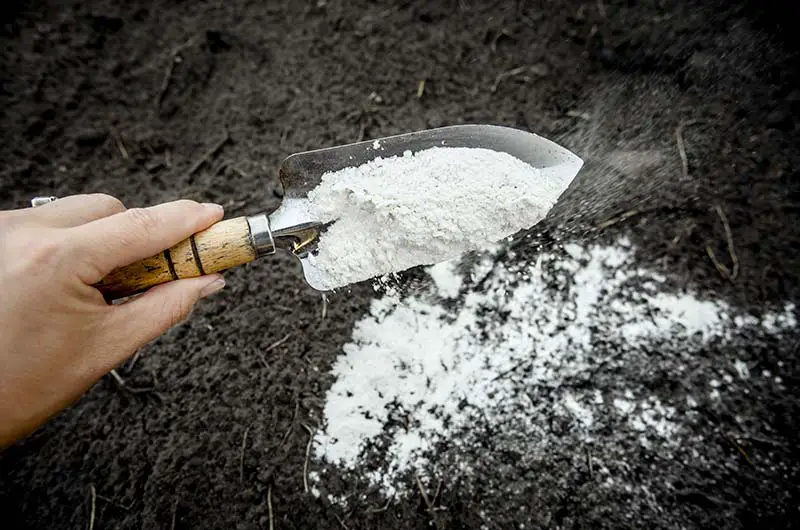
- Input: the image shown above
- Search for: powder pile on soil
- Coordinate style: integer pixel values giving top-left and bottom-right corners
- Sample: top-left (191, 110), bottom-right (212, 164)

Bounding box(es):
top-left (310, 237), bottom-right (797, 498)
top-left (302, 147), bottom-right (575, 290)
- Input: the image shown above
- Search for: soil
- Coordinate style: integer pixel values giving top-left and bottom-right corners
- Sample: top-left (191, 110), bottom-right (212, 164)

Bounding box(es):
top-left (1, 1), bottom-right (798, 529)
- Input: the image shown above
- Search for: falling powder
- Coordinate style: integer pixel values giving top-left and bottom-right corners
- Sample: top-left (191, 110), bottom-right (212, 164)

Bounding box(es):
top-left (298, 147), bottom-right (577, 290)
top-left (309, 237), bottom-right (797, 498)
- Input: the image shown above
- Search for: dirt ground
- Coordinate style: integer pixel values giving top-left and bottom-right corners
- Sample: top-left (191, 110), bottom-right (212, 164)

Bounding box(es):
top-left (1, 0), bottom-right (798, 529)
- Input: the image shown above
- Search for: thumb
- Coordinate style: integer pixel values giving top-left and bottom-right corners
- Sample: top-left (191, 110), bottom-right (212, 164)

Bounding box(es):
top-left (108, 274), bottom-right (225, 355)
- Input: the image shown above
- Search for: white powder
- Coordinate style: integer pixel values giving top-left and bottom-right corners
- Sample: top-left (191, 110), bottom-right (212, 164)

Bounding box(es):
top-left (309, 237), bottom-right (796, 498)
top-left (613, 397), bottom-right (636, 416)
top-left (628, 397), bottom-right (677, 448)
top-left (300, 147), bottom-right (576, 290)
top-left (562, 392), bottom-right (594, 429)
top-left (427, 260), bottom-right (462, 298)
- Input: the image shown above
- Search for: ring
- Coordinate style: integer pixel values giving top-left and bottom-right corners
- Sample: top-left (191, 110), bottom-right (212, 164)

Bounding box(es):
top-left (31, 196), bottom-right (57, 207)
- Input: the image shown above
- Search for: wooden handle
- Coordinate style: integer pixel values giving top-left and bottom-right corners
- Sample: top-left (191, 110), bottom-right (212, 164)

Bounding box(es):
top-left (94, 216), bottom-right (257, 299)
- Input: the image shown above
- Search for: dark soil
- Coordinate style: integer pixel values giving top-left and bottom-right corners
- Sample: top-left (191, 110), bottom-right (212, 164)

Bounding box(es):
top-left (1, 0), bottom-right (798, 529)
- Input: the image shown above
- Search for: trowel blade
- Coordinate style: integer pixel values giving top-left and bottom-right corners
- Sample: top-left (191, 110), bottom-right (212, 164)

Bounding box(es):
top-left (267, 124), bottom-right (583, 289)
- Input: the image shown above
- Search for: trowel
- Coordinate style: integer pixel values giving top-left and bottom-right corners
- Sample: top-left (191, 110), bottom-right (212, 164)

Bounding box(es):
top-left (94, 124), bottom-right (583, 299)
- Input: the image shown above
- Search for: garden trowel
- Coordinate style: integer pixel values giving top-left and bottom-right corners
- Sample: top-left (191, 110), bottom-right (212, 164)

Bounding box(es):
top-left (93, 124), bottom-right (583, 299)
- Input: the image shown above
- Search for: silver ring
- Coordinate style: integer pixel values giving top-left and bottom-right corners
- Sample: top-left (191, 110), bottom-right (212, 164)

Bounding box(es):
top-left (31, 196), bottom-right (57, 207)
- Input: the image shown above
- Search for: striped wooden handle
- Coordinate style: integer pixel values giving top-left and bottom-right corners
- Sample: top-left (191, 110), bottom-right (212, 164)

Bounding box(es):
top-left (94, 216), bottom-right (257, 300)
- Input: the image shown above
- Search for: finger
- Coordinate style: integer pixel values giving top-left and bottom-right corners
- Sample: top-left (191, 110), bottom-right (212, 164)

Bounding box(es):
top-left (26, 194), bottom-right (126, 228)
top-left (104, 274), bottom-right (225, 360)
top-left (72, 200), bottom-right (224, 284)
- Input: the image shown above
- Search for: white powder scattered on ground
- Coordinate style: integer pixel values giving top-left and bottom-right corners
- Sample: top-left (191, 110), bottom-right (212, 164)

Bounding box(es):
top-left (309, 237), bottom-right (797, 498)
top-left (301, 147), bottom-right (577, 290)
top-left (426, 260), bottom-right (462, 298)
top-left (562, 392), bottom-right (594, 430)
top-left (734, 359), bottom-right (750, 380)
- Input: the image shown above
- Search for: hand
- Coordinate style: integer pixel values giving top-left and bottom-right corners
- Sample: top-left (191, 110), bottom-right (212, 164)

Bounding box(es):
top-left (0, 195), bottom-right (226, 448)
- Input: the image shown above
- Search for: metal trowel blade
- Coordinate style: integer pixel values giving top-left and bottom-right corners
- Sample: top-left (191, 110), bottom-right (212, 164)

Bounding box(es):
top-left (268, 124), bottom-right (583, 289)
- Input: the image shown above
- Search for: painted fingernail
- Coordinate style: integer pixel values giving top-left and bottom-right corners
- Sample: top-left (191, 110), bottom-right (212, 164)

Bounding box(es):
top-left (200, 276), bottom-right (225, 298)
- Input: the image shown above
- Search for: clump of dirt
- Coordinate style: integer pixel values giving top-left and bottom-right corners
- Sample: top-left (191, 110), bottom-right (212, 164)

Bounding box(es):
top-left (1, 1), bottom-right (798, 529)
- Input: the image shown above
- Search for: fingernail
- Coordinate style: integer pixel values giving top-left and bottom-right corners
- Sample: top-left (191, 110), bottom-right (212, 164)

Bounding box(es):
top-left (203, 202), bottom-right (224, 214)
top-left (200, 276), bottom-right (225, 298)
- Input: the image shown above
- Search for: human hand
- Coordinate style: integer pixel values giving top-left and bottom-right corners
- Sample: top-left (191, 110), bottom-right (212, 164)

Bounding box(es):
top-left (0, 195), bottom-right (226, 448)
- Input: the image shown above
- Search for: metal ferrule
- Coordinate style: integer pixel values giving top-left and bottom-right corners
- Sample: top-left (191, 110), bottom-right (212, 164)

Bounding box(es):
top-left (246, 213), bottom-right (276, 257)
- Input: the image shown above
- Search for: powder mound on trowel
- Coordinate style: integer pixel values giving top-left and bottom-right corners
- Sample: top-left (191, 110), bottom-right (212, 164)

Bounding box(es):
top-left (304, 146), bottom-right (571, 290)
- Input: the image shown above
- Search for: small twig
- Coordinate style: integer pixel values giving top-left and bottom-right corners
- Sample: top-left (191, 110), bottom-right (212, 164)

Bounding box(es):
top-left (265, 334), bottom-right (292, 354)
top-left (676, 119), bottom-right (701, 180)
top-left (156, 39), bottom-right (195, 110)
top-left (726, 434), bottom-right (754, 467)
top-left (738, 433), bottom-right (785, 448)
top-left (257, 353), bottom-right (269, 370)
top-left (171, 498), bottom-right (178, 530)
top-left (431, 478), bottom-right (442, 504)
top-left (344, 108), bottom-right (363, 122)
top-left (566, 109), bottom-right (591, 121)
top-left (259, 333), bottom-right (292, 369)
top-left (489, 27), bottom-right (512, 53)
top-left (127, 349), bottom-right (142, 373)
top-left (109, 368), bottom-right (154, 394)
top-left (239, 425), bottom-right (250, 483)
top-left (706, 244), bottom-right (729, 280)
top-left (96, 494), bottom-right (133, 511)
top-left (335, 514), bottom-right (350, 530)
top-left (670, 221), bottom-right (696, 247)
top-left (109, 369), bottom-right (126, 387)
top-left (415, 473), bottom-right (441, 528)
top-left (88, 485), bottom-right (97, 530)
top-left (303, 424), bottom-right (314, 493)
top-left (491, 66), bottom-right (529, 93)
top-left (595, 208), bottom-right (643, 230)
top-left (367, 495), bottom-right (395, 513)
top-left (267, 485), bottom-right (274, 530)
top-left (111, 129), bottom-right (129, 160)
top-left (595, 202), bottom-right (704, 233)
top-left (415, 473), bottom-right (434, 510)
top-left (215, 160), bottom-right (229, 176)
top-left (716, 204), bottom-right (739, 280)
top-left (321, 294), bottom-right (328, 320)
top-left (675, 489), bottom-right (736, 507)
top-left (705, 204), bottom-right (739, 282)
top-left (417, 79), bottom-right (426, 98)
top-left (492, 358), bottom-right (530, 381)
top-left (676, 122), bottom-right (690, 179)
top-left (157, 55), bottom-right (180, 110)
top-left (189, 129), bottom-right (232, 176)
